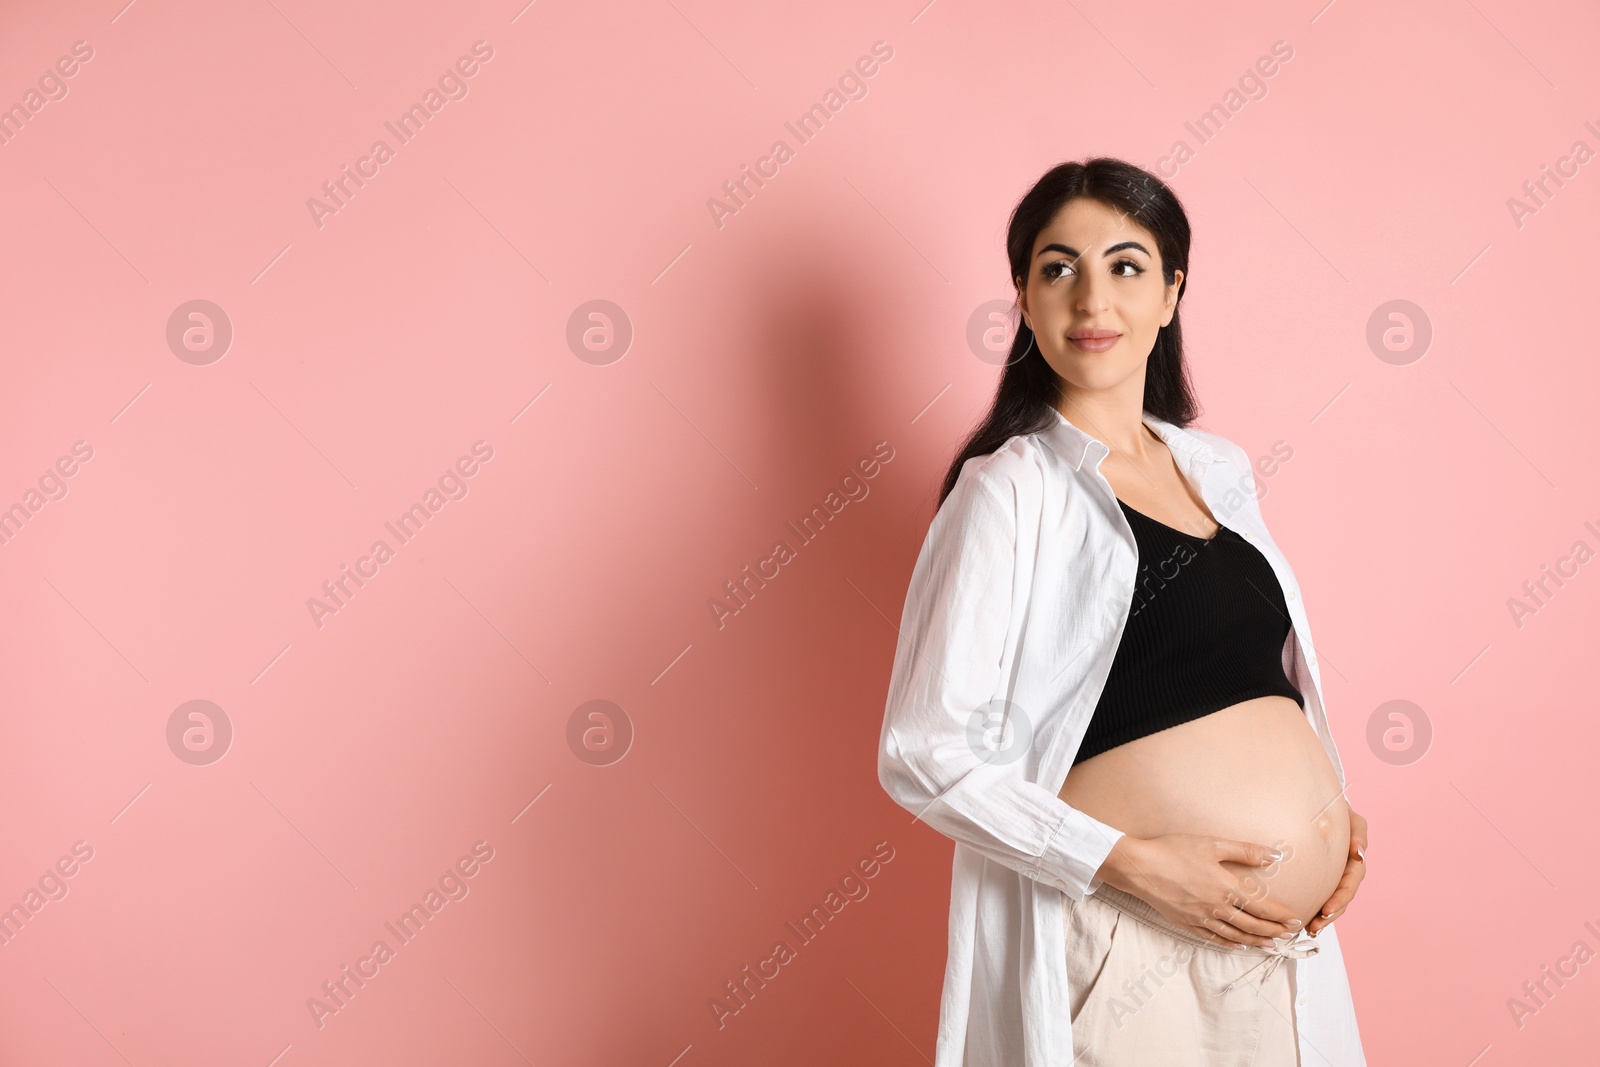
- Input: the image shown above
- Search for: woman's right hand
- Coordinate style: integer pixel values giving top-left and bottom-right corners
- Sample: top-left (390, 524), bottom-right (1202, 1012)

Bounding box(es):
top-left (1096, 833), bottom-right (1304, 948)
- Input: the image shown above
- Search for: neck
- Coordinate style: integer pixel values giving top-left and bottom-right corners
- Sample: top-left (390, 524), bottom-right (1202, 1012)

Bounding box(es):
top-left (1056, 395), bottom-right (1157, 461)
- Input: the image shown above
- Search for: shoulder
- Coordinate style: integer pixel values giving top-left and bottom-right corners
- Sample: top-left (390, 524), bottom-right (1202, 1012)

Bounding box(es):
top-left (933, 434), bottom-right (1062, 542)
top-left (949, 434), bottom-right (1054, 507)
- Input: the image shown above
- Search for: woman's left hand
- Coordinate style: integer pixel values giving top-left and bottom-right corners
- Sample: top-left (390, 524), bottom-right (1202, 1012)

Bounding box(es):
top-left (1307, 807), bottom-right (1367, 937)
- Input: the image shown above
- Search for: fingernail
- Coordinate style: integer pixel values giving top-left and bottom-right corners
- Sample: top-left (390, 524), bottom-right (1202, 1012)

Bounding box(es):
top-left (1287, 919), bottom-right (1303, 927)
top-left (1263, 849), bottom-right (1283, 863)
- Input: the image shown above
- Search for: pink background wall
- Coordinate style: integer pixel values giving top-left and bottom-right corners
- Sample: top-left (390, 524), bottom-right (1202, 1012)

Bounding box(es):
top-left (1, 0), bottom-right (1596, 1063)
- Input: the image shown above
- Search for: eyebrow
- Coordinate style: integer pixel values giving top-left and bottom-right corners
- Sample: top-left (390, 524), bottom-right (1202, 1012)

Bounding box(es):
top-left (1035, 240), bottom-right (1150, 260)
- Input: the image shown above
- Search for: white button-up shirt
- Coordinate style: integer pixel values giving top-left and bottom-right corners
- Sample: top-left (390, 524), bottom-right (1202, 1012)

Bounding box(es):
top-left (877, 408), bottom-right (1366, 1066)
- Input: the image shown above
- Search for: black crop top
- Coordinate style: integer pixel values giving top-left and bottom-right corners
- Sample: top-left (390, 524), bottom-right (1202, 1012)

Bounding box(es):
top-left (1072, 498), bottom-right (1305, 766)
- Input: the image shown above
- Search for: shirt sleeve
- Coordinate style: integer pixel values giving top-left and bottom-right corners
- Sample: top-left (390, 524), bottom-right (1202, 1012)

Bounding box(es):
top-left (877, 459), bottom-right (1125, 901)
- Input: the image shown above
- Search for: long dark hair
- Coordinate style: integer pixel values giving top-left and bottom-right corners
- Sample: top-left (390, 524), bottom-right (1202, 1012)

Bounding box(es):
top-left (938, 158), bottom-right (1199, 507)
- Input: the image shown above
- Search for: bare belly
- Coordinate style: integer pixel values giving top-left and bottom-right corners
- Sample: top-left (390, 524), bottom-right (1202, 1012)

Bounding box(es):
top-left (1058, 695), bottom-right (1350, 925)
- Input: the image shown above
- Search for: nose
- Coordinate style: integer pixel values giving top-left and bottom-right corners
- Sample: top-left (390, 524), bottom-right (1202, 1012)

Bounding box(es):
top-left (1074, 257), bottom-right (1109, 314)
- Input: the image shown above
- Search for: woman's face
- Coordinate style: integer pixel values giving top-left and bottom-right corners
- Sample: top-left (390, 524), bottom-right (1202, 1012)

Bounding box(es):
top-left (1015, 197), bottom-right (1183, 399)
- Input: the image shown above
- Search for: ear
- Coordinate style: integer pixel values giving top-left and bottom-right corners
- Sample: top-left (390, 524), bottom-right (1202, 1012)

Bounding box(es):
top-left (1161, 268), bottom-right (1184, 325)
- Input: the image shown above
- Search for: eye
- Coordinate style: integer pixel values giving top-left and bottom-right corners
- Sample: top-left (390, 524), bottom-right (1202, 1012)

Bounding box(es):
top-left (1041, 257), bottom-right (1146, 282)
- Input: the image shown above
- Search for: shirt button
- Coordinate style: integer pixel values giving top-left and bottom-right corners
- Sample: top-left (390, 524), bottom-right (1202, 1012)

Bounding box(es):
top-left (1297, 992), bottom-right (1308, 1007)
top-left (1287, 590), bottom-right (1298, 601)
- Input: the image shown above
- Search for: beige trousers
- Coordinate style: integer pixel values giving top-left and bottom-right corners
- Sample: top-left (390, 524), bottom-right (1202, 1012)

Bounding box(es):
top-left (1065, 883), bottom-right (1319, 1066)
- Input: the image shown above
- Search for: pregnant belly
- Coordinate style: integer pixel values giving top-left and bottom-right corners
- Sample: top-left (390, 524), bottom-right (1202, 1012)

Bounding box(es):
top-left (1058, 695), bottom-right (1351, 925)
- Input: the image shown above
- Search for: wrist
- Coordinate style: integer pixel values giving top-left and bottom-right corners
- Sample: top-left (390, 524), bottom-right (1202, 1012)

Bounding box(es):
top-left (1096, 834), bottom-right (1150, 894)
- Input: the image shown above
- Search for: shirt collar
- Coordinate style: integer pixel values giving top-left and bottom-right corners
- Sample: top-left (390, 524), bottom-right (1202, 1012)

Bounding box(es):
top-left (1041, 405), bottom-right (1221, 472)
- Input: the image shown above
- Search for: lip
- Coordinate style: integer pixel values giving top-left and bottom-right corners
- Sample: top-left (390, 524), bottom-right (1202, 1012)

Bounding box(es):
top-left (1067, 330), bottom-right (1120, 352)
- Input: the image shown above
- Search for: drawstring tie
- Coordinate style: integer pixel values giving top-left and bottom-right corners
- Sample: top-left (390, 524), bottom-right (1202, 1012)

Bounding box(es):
top-left (1212, 933), bottom-right (1319, 996)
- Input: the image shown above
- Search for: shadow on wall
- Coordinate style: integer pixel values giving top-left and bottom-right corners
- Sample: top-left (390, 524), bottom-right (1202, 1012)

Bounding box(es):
top-left (598, 213), bottom-right (942, 1062)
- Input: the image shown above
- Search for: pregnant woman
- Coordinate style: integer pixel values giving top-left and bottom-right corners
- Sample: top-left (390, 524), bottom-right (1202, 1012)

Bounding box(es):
top-left (878, 158), bottom-right (1369, 1066)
